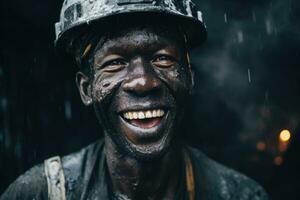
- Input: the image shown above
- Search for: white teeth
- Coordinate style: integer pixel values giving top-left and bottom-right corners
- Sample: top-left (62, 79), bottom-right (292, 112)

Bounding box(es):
top-left (153, 110), bottom-right (157, 117)
top-left (122, 109), bottom-right (165, 120)
top-left (133, 112), bottom-right (138, 119)
top-left (145, 111), bottom-right (151, 118)
top-left (124, 113), bottom-right (128, 119)
top-left (138, 112), bottom-right (145, 119)
top-left (129, 112), bottom-right (133, 119)
top-left (157, 110), bottom-right (161, 116)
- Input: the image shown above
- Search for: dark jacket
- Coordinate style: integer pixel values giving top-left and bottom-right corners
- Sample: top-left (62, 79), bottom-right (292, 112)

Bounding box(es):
top-left (0, 140), bottom-right (268, 200)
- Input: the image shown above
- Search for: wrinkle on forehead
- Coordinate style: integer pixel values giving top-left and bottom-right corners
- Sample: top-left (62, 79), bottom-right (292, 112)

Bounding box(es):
top-left (96, 34), bottom-right (163, 57)
top-left (93, 26), bottom-right (185, 59)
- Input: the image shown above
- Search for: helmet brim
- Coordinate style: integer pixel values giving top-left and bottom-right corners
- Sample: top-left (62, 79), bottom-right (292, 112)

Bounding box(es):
top-left (55, 8), bottom-right (207, 53)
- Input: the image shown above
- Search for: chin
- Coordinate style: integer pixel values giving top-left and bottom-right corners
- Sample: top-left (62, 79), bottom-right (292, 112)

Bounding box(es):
top-left (127, 134), bottom-right (173, 160)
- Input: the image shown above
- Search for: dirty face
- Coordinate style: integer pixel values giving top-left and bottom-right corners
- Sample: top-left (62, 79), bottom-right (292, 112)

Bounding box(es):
top-left (77, 26), bottom-right (193, 159)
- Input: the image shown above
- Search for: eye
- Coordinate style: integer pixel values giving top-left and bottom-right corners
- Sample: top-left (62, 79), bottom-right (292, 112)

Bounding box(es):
top-left (152, 55), bottom-right (176, 68)
top-left (102, 59), bottom-right (127, 72)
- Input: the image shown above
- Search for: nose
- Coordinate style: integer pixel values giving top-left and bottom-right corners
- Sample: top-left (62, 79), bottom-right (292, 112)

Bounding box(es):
top-left (122, 58), bottom-right (162, 96)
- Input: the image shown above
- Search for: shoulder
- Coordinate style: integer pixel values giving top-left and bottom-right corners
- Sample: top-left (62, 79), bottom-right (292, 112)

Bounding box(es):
top-left (187, 146), bottom-right (269, 200)
top-left (61, 139), bottom-right (104, 170)
top-left (60, 140), bottom-right (104, 196)
top-left (1, 140), bottom-right (104, 200)
top-left (0, 164), bottom-right (47, 200)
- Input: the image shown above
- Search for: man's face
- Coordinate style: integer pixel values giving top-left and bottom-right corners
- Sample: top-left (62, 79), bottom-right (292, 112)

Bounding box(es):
top-left (78, 26), bottom-right (193, 159)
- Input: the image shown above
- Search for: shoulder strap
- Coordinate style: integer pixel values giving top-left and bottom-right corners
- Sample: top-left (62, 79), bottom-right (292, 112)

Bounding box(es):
top-left (184, 149), bottom-right (195, 200)
top-left (44, 156), bottom-right (67, 200)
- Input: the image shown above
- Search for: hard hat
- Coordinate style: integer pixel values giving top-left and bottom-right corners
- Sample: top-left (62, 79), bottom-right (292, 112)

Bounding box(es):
top-left (55, 0), bottom-right (207, 52)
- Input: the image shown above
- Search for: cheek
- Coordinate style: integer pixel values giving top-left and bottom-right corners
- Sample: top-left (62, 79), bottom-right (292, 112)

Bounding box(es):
top-left (157, 65), bottom-right (191, 100)
top-left (92, 72), bottom-right (125, 104)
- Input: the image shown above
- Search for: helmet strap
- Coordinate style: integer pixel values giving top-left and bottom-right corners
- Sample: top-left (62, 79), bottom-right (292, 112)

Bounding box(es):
top-left (183, 34), bottom-right (195, 93)
top-left (82, 43), bottom-right (92, 59)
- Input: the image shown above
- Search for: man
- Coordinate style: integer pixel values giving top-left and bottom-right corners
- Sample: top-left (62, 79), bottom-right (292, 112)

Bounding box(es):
top-left (1, 0), bottom-right (268, 199)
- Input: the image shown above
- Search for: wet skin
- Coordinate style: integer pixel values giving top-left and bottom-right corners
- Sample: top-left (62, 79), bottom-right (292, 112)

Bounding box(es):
top-left (76, 26), bottom-right (193, 199)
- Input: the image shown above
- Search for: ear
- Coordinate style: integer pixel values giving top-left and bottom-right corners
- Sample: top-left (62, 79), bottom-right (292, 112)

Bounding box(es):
top-left (76, 71), bottom-right (93, 106)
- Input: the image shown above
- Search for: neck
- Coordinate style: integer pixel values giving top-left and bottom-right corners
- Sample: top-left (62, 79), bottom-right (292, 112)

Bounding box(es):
top-left (105, 137), bottom-right (183, 200)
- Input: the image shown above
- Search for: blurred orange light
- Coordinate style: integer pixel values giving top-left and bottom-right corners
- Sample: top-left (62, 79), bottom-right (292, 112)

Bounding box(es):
top-left (274, 156), bottom-right (283, 166)
top-left (256, 141), bottom-right (266, 151)
top-left (279, 129), bottom-right (291, 142)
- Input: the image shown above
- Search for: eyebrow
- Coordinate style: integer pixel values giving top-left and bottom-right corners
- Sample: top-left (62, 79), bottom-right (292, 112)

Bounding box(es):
top-left (95, 43), bottom-right (181, 63)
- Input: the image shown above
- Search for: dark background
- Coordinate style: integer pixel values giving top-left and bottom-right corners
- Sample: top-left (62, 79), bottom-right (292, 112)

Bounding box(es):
top-left (0, 0), bottom-right (299, 199)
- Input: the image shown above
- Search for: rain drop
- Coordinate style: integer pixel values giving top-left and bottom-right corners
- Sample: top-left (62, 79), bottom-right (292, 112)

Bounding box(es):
top-left (247, 68), bottom-right (251, 83)
top-left (237, 30), bottom-right (244, 43)
top-left (224, 13), bottom-right (228, 23)
top-left (265, 19), bottom-right (272, 35)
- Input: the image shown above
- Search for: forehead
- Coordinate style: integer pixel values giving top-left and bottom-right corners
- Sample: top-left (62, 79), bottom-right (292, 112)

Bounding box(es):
top-left (93, 25), bottom-right (184, 55)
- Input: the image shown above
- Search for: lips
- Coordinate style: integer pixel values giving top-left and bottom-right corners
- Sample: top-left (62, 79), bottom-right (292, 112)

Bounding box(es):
top-left (121, 109), bottom-right (165, 129)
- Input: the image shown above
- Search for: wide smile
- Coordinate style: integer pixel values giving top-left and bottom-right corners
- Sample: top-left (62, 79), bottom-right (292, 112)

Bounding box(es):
top-left (118, 106), bottom-right (170, 145)
top-left (121, 109), bottom-right (165, 129)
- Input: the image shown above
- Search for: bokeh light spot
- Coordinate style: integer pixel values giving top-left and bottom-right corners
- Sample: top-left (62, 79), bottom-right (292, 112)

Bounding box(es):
top-left (274, 156), bottom-right (283, 166)
top-left (279, 129), bottom-right (291, 142)
top-left (256, 141), bottom-right (266, 151)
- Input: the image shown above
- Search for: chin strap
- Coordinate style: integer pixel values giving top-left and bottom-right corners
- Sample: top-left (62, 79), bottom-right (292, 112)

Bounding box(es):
top-left (184, 149), bottom-right (195, 200)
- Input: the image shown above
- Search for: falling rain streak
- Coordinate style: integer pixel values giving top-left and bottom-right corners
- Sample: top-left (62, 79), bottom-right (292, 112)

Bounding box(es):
top-left (247, 68), bottom-right (251, 83)
top-left (265, 19), bottom-right (273, 35)
top-left (237, 30), bottom-right (244, 43)
top-left (65, 100), bottom-right (72, 121)
top-left (224, 13), bottom-right (228, 23)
